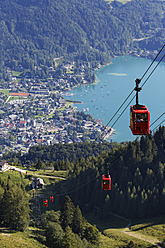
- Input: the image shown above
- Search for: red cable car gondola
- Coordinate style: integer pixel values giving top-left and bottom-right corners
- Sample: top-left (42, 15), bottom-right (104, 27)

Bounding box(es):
top-left (130, 79), bottom-right (150, 135)
top-left (130, 104), bottom-right (150, 135)
top-left (102, 174), bottom-right (111, 190)
top-left (43, 199), bottom-right (48, 207)
top-left (50, 196), bottom-right (54, 202)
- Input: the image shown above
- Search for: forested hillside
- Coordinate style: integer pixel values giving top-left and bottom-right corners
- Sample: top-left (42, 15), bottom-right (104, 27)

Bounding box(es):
top-left (3, 141), bottom-right (120, 166)
top-left (0, 0), bottom-right (165, 73)
top-left (51, 126), bottom-right (165, 219)
top-left (3, 126), bottom-right (165, 219)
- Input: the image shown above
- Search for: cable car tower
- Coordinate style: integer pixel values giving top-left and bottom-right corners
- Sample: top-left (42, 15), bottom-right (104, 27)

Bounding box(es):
top-left (30, 189), bottom-right (43, 226)
top-left (130, 79), bottom-right (150, 135)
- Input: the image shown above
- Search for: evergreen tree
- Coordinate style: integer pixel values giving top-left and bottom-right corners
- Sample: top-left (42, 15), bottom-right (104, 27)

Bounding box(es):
top-left (72, 205), bottom-right (84, 236)
top-left (42, 210), bottom-right (60, 226)
top-left (45, 222), bottom-right (64, 248)
top-left (62, 226), bottom-right (80, 248)
top-left (2, 184), bottom-right (30, 231)
top-left (60, 195), bottom-right (75, 230)
top-left (36, 157), bottom-right (44, 170)
top-left (83, 222), bottom-right (99, 245)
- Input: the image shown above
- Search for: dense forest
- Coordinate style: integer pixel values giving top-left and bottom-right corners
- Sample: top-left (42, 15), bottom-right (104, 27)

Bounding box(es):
top-left (3, 141), bottom-right (120, 166)
top-left (3, 126), bottom-right (165, 220)
top-left (57, 126), bottom-right (165, 219)
top-left (0, 0), bottom-right (165, 74)
top-left (42, 196), bottom-right (100, 248)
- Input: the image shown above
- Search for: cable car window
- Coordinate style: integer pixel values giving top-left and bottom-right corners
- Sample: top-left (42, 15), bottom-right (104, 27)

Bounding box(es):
top-left (103, 180), bottom-right (110, 185)
top-left (136, 113), bottom-right (148, 122)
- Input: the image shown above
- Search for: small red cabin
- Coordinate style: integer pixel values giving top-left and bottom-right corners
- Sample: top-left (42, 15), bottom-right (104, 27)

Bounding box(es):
top-left (102, 174), bottom-right (111, 190)
top-left (130, 104), bottom-right (150, 135)
top-left (50, 196), bottom-right (54, 202)
top-left (43, 199), bottom-right (48, 207)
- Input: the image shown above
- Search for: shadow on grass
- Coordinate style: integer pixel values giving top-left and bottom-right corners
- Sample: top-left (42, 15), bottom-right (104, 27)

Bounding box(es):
top-left (131, 215), bottom-right (165, 232)
top-left (29, 228), bottom-right (46, 245)
top-left (0, 227), bottom-right (16, 234)
top-left (85, 211), bottom-right (129, 231)
top-left (131, 223), bottom-right (154, 232)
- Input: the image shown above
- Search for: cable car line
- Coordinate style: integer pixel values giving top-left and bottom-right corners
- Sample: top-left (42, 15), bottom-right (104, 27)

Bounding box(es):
top-left (151, 119), bottom-right (165, 133)
top-left (67, 46), bottom-right (165, 191)
top-left (96, 51), bottom-right (165, 141)
top-left (101, 94), bottom-right (136, 140)
top-left (42, 118), bottom-right (165, 200)
top-left (53, 139), bottom-right (139, 196)
top-left (54, 172), bottom-right (101, 197)
top-left (59, 114), bottom-right (165, 195)
top-left (58, 46), bottom-right (165, 195)
top-left (150, 112), bottom-right (165, 128)
top-left (95, 48), bottom-right (165, 141)
top-left (42, 45), bottom-right (165, 201)
top-left (95, 89), bottom-right (135, 141)
top-left (53, 134), bottom-right (141, 196)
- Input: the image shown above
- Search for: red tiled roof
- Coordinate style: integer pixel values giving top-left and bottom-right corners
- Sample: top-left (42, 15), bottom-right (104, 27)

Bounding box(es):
top-left (10, 93), bottom-right (29, 96)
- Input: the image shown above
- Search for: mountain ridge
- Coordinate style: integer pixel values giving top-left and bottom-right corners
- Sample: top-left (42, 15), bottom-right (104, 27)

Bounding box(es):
top-left (0, 0), bottom-right (165, 71)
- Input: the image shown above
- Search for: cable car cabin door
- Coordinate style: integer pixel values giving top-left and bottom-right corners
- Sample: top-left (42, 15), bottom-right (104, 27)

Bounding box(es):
top-left (130, 105), bottom-right (150, 135)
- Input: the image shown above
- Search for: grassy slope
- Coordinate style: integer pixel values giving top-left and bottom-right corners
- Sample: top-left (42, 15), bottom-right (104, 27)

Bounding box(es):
top-left (130, 215), bottom-right (165, 242)
top-left (86, 213), bottom-right (165, 247)
top-left (0, 227), bottom-right (47, 248)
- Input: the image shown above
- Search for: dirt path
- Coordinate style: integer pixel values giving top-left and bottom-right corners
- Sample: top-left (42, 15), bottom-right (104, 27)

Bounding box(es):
top-left (108, 212), bottom-right (162, 247)
top-left (123, 225), bottom-right (162, 247)
top-left (33, 174), bottom-right (66, 180)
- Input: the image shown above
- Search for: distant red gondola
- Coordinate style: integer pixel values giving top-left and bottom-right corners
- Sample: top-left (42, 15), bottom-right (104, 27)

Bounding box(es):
top-left (43, 199), bottom-right (48, 207)
top-left (102, 174), bottom-right (111, 190)
top-left (50, 196), bottom-right (54, 202)
top-left (130, 79), bottom-right (150, 135)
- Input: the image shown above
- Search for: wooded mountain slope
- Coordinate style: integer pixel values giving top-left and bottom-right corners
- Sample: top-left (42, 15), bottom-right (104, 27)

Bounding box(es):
top-left (0, 0), bottom-right (165, 69)
top-left (53, 127), bottom-right (165, 219)
top-left (4, 126), bottom-right (165, 219)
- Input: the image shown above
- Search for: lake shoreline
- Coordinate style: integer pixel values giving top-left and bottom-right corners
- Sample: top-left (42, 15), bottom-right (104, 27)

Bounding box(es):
top-left (63, 55), bottom-right (165, 142)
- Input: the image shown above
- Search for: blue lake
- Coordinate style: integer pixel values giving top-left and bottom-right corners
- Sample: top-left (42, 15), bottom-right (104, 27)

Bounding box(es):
top-left (64, 56), bottom-right (165, 143)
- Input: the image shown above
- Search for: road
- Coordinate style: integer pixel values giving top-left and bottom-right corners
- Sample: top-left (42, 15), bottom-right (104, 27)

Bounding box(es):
top-left (9, 166), bottom-right (27, 173)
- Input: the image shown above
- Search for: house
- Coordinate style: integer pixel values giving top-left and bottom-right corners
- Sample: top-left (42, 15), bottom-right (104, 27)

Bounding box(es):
top-left (31, 178), bottom-right (44, 189)
top-left (0, 161), bottom-right (9, 172)
top-left (59, 98), bottom-right (66, 106)
top-left (19, 120), bottom-right (26, 128)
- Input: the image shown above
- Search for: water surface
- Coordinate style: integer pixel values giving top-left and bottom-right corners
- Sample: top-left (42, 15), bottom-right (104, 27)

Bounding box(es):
top-left (65, 56), bottom-right (165, 142)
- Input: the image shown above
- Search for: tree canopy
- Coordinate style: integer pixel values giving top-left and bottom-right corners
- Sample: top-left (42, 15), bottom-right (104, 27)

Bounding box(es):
top-left (53, 126), bottom-right (165, 219)
top-left (0, 0), bottom-right (165, 72)
top-left (0, 174), bottom-right (30, 231)
top-left (42, 196), bottom-right (100, 248)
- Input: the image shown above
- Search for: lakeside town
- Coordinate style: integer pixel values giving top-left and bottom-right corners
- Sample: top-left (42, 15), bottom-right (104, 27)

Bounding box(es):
top-left (0, 45), bottom-right (156, 157)
top-left (0, 61), bottom-right (115, 156)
